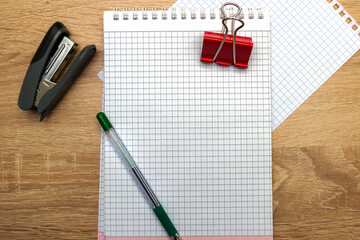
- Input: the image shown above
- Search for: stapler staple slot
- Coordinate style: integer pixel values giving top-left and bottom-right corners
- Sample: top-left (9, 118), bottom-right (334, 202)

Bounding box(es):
top-left (35, 36), bottom-right (76, 107)
top-left (44, 37), bottom-right (76, 81)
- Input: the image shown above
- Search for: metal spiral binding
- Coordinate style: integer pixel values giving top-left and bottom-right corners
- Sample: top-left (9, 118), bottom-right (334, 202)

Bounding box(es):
top-left (142, 8), bottom-right (148, 20)
top-left (200, 8), bottom-right (206, 19)
top-left (248, 8), bottom-right (254, 19)
top-left (181, 8), bottom-right (186, 19)
top-left (133, 8), bottom-right (138, 20)
top-left (113, 8), bottom-right (119, 20)
top-left (123, 8), bottom-right (128, 20)
top-left (112, 7), bottom-right (265, 21)
top-left (161, 8), bottom-right (167, 19)
top-left (239, 8), bottom-right (245, 19)
top-left (210, 9), bottom-right (216, 19)
top-left (152, 8), bottom-right (157, 20)
top-left (172, 8), bottom-right (177, 19)
top-left (190, 8), bottom-right (196, 19)
top-left (257, 8), bottom-right (263, 19)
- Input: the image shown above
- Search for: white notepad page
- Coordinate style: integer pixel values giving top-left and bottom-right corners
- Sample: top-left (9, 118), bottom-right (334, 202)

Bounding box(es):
top-left (100, 9), bottom-right (272, 239)
top-left (173, 0), bottom-right (360, 130)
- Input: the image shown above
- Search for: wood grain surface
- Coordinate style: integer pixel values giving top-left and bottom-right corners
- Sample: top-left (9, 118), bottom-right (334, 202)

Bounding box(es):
top-left (0, 0), bottom-right (359, 239)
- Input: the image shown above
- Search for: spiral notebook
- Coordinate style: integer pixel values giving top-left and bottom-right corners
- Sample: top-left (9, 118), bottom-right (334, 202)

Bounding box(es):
top-left (99, 8), bottom-right (272, 240)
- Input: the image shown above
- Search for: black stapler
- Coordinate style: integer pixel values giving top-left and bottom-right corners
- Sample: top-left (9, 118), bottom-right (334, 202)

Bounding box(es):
top-left (18, 22), bottom-right (96, 121)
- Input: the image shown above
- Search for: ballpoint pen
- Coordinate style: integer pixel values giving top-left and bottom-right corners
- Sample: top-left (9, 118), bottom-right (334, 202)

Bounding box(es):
top-left (96, 112), bottom-right (181, 240)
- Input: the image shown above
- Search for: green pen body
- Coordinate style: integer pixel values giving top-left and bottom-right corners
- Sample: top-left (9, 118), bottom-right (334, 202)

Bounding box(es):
top-left (97, 112), bottom-right (181, 240)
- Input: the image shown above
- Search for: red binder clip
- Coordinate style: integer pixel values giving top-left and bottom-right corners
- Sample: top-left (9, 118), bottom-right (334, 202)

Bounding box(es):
top-left (200, 3), bottom-right (253, 68)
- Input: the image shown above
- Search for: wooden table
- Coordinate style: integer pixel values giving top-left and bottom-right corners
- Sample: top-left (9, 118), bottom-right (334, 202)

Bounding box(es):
top-left (0, 0), bottom-right (359, 239)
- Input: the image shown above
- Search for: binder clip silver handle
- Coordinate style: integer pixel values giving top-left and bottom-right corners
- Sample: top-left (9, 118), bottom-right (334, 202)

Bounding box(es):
top-left (213, 2), bottom-right (245, 65)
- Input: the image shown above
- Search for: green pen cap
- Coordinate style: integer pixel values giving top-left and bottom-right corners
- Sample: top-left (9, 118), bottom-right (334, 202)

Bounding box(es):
top-left (96, 112), bottom-right (113, 131)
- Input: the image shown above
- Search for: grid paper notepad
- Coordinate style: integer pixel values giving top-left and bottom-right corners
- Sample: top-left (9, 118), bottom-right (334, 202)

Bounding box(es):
top-left (99, 9), bottom-right (272, 240)
top-left (173, 0), bottom-right (360, 130)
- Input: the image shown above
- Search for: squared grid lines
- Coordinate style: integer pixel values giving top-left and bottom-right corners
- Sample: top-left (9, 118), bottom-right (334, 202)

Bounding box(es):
top-left (102, 29), bottom-right (273, 237)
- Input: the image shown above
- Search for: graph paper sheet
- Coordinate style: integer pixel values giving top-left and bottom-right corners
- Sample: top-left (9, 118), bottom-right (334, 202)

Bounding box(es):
top-left (100, 9), bottom-right (272, 239)
top-left (173, 0), bottom-right (360, 130)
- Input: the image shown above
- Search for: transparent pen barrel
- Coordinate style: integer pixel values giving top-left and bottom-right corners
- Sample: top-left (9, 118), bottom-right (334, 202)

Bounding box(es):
top-left (106, 128), bottom-right (160, 209)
